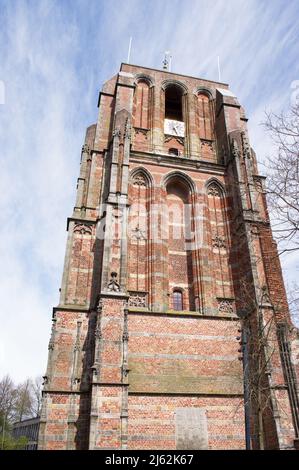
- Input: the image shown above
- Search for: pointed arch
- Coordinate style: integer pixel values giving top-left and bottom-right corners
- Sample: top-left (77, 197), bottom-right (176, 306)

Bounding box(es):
top-left (206, 178), bottom-right (233, 301)
top-left (129, 167), bottom-right (154, 188)
top-left (162, 170), bottom-right (196, 195)
top-left (193, 86), bottom-right (214, 100)
top-left (133, 79), bottom-right (151, 129)
top-left (205, 178), bottom-right (226, 197)
top-left (127, 167), bottom-right (153, 308)
top-left (161, 171), bottom-right (197, 311)
top-left (134, 74), bottom-right (154, 88)
top-left (196, 89), bottom-right (215, 142)
top-left (161, 79), bottom-right (188, 95)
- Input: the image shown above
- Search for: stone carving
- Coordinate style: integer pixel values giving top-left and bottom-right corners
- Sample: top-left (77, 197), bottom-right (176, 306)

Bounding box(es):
top-left (125, 118), bottom-right (131, 139)
top-left (48, 318), bottom-right (56, 351)
top-left (253, 176), bottom-right (263, 193)
top-left (132, 173), bottom-right (147, 186)
top-left (201, 139), bottom-right (213, 151)
top-left (221, 144), bottom-right (228, 162)
top-left (131, 226), bottom-right (146, 241)
top-left (74, 223), bottom-right (92, 235)
top-left (175, 408), bottom-right (208, 450)
top-left (251, 225), bottom-right (259, 236)
top-left (113, 128), bottom-right (121, 138)
top-left (107, 271), bottom-right (120, 292)
top-left (94, 322), bottom-right (102, 340)
top-left (218, 298), bottom-right (235, 314)
top-left (42, 376), bottom-right (49, 385)
top-left (82, 144), bottom-right (90, 154)
top-left (128, 291), bottom-right (147, 307)
top-left (121, 364), bottom-right (129, 376)
top-left (134, 127), bottom-right (148, 139)
top-left (96, 298), bottom-right (103, 313)
top-left (207, 183), bottom-right (221, 197)
top-left (212, 235), bottom-right (226, 249)
top-left (74, 321), bottom-right (82, 352)
top-left (261, 285), bottom-right (272, 305)
top-left (231, 138), bottom-right (240, 159)
top-left (112, 206), bottom-right (123, 219)
top-left (164, 135), bottom-right (184, 146)
top-left (241, 131), bottom-right (251, 159)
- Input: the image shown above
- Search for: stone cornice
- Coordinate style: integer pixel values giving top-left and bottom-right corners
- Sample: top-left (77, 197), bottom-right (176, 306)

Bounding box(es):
top-left (128, 391), bottom-right (243, 397)
top-left (128, 309), bottom-right (239, 321)
top-left (120, 62), bottom-right (229, 87)
top-left (116, 82), bottom-right (135, 90)
top-left (129, 151), bottom-right (226, 175)
top-left (216, 101), bottom-right (241, 118)
top-left (97, 91), bottom-right (115, 107)
top-left (53, 305), bottom-right (90, 315)
top-left (67, 216), bottom-right (97, 231)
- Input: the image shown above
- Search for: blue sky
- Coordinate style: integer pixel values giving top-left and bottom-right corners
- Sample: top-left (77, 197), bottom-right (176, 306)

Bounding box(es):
top-left (0, 0), bottom-right (298, 382)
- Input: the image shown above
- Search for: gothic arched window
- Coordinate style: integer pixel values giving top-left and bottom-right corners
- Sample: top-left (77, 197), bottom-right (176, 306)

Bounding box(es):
top-left (173, 290), bottom-right (183, 311)
top-left (207, 181), bottom-right (233, 300)
top-left (197, 92), bottom-right (213, 140)
top-left (165, 85), bottom-right (183, 121)
top-left (133, 80), bottom-right (150, 129)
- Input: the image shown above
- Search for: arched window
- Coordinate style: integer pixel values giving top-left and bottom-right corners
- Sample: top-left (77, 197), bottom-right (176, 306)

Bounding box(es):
top-left (127, 170), bottom-right (151, 307)
top-left (165, 176), bottom-right (195, 311)
top-left (173, 290), bottom-right (183, 311)
top-left (197, 92), bottom-right (213, 140)
top-left (133, 80), bottom-right (150, 129)
top-left (207, 181), bottom-right (233, 300)
top-left (164, 85), bottom-right (185, 155)
top-left (165, 85), bottom-right (183, 121)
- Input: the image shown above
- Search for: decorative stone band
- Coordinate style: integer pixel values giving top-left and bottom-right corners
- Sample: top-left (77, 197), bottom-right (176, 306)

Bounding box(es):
top-left (107, 272), bottom-right (121, 292)
top-left (217, 297), bottom-right (235, 315)
top-left (164, 134), bottom-right (184, 146)
top-left (201, 139), bottom-right (214, 151)
top-left (207, 183), bottom-right (221, 197)
top-left (212, 234), bottom-right (226, 249)
top-left (128, 291), bottom-right (148, 308)
top-left (133, 127), bottom-right (149, 138)
top-left (73, 223), bottom-right (92, 235)
top-left (132, 174), bottom-right (147, 186)
top-left (81, 143), bottom-right (90, 155)
top-left (241, 131), bottom-right (251, 159)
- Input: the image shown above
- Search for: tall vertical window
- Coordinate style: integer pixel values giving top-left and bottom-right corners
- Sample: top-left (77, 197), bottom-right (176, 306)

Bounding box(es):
top-left (133, 80), bottom-right (150, 129)
top-left (165, 85), bottom-right (183, 121)
top-left (197, 93), bottom-right (213, 140)
top-left (128, 171), bottom-right (150, 302)
top-left (207, 182), bottom-right (232, 300)
top-left (166, 177), bottom-right (195, 311)
top-left (173, 290), bottom-right (183, 311)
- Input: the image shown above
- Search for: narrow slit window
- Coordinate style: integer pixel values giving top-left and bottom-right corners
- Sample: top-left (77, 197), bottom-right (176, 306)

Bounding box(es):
top-left (169, 148), bottom-right (179, 156)
top-left (173, 290), bottom-right (183, 311)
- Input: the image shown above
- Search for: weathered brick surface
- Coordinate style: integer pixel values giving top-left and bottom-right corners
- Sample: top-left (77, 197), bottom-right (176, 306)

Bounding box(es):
top-left (128, 395), bottom-right (245, 450)
top-left (39, 63), bottom-right (299, 450)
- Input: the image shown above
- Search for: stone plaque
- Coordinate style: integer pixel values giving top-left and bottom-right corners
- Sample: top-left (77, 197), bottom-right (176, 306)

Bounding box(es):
top-left (175, 408), bottom-right (208, 450)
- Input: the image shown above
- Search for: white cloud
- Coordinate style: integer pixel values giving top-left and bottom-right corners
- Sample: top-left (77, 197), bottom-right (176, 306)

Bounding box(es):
top-left (0, 0), bottom-right (298, 383)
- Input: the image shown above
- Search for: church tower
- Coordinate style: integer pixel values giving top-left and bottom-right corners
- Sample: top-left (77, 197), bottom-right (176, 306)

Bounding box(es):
top-left (38, 63), bottom-right (299, 450)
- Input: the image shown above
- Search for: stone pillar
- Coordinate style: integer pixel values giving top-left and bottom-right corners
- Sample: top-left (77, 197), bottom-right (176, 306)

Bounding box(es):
top-left (89, 295), bottom-right (129, 449)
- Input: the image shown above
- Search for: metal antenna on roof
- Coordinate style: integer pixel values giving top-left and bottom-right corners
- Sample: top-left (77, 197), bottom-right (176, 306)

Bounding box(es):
top-left (217, 55), bottom-right (221, 82)
top-left (127, 37), bottom-right (132, 63)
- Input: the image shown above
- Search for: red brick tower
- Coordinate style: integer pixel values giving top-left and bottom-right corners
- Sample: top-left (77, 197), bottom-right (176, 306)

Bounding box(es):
top-left (38, 63), bottom-right (299, 450)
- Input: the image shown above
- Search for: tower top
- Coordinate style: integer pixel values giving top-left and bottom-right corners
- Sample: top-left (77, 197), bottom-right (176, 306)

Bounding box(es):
top-left (119, 62), bottom-right (229, 87)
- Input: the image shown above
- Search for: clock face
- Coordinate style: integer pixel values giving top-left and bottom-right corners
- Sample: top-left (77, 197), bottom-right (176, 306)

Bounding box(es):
top-left (164, 119), bottom-right (185, 137)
